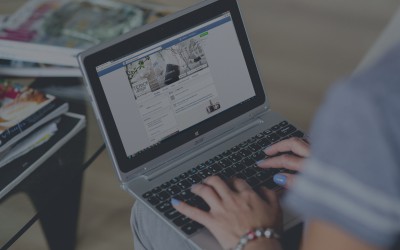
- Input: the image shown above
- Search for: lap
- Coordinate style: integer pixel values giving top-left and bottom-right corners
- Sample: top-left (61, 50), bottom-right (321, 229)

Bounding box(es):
top-left (131, 200), bottom-right (197, 250)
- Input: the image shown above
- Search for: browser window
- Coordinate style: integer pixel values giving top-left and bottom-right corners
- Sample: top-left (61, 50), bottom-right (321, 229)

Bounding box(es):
top-left (96, 12), bottom-right (256, 158)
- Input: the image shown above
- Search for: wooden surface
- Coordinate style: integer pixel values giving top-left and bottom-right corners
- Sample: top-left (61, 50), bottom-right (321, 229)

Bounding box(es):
top-left (1, 0), bottom-right (399, 249)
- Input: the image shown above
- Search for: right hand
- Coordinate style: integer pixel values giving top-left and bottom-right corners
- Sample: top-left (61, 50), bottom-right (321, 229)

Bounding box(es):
top-left (257, 137), bottom-right (310, 189)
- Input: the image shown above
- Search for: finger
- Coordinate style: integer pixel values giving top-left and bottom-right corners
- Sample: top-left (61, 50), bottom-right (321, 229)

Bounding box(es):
top-left (171, 198), bottom-right (212, 226)
top-left (231, 177), bottom-right (252, 192)
top-left (258, 154), bottom-right (304, 171)
top-left (203, 175), bottom-right (234, 198)
top-left (258, 187), bottom-right (280, 207)
top-left (191, 183), bottom-right (222, 207)
top-left (273, 173), bottom-right (295, 189)
top-left (264, 137), bottom-right (310, 157)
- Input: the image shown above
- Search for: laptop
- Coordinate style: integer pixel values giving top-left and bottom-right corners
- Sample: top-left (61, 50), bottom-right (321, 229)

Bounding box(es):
top-left (78, 0), bottom-right (303, 248)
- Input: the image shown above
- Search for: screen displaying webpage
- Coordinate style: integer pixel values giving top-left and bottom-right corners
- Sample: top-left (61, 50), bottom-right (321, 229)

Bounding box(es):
top-left (96, 12), bottom-right (256, 158)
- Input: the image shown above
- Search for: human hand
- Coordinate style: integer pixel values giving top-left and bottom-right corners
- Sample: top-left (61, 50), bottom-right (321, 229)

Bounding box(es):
top-left (171, 176), bottom-right (283, 250)
top-left (257, 137), bottom-right (310, 189)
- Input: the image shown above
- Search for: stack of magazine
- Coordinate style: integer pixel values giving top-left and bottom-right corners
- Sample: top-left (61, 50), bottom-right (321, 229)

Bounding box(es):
top-left (0, 0), bottom-right (177, 77)
top-left (0, 79), bottom-right (71, 168)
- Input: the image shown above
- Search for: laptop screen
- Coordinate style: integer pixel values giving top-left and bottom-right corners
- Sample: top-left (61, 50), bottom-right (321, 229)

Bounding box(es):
top-left (81, 0), bottom-right (266, 173)
top-left (96, 12), bottom-right (256, 160)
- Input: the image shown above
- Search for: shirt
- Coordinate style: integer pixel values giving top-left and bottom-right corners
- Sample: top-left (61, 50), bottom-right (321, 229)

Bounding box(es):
top-left (285, 43), bottom-right (400, 248)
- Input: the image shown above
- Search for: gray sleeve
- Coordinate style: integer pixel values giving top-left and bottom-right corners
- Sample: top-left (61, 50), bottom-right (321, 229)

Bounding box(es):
top-left (284, 59), bottom-right (400, 247)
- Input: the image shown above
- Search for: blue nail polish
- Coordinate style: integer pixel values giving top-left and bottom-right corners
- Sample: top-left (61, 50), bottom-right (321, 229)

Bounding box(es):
top-left (171, 198), bottom-right (181, 206)
top-left (256, 160), bottom-right (264, 165)
top-left (273, 174), bottom-right (287, 186)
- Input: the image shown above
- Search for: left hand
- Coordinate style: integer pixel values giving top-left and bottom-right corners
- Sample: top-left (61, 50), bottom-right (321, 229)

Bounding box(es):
top-left (171, 176), bottom-right (283, 250)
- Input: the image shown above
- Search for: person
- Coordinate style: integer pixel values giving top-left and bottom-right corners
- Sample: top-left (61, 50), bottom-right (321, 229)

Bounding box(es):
top-left (131, 41), bottom-right (400, 250)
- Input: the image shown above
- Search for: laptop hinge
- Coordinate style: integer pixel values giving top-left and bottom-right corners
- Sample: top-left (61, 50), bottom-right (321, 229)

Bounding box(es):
top-left (144, 117), bottom-right (264, 181)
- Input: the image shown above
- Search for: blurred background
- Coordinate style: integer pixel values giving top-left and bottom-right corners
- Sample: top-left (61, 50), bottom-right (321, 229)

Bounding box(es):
top-left (1, 0), bottom-right (400, 249)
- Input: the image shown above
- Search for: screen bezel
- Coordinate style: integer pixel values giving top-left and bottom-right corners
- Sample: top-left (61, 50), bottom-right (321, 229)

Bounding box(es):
top-left (82, 0), bottom-right (266, 173)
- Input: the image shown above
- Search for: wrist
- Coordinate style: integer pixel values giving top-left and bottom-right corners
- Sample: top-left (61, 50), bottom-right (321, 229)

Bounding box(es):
top-left (232, 228), bottom-right (282, 250)
top-left (245, 237), bottom-right (282, 250)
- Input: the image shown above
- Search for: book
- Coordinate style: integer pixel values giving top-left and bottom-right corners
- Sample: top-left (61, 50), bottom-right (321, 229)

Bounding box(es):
top-left (0, 79), bottom-right (69, 155)
top-left (0, 0), bottom-right (178, 68)
top-left (0, 112), bottom-right (86, 199)
top-left (0, 120), bottom-right (58, 168)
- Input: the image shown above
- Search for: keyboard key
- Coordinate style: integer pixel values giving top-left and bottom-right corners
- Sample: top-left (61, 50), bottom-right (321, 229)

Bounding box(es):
top-left (239, 149), bottom-right (252, 157)
top-left (196, 163), bottom-right (207, 170)
top-left (205, 159), bottom-right (215, 165)
top-left (173, 215), bottom-right (191, 227)
top-left (231, 146), bottom-right (241, 152)
top-left (156, 191), bottom-right (170, 201)
top-left (156, 201), bottom-right (172, 212)
top-left (232, 163), bottom-right (246, 172)
top-left (179, 172), bottom-right (189, 179)
top-left (188, 168), bottom-right (198, 175)
top-left (279, 121), bottom-right (288, 127)
top-left (170, 177), bottom-right (180, 184)
top-left (222, 150), bottom-right (232, 157)
top-left (178, 190), bottom-right (194, 200)
top-left (258, 138), bottom-right (271, 148)
top-left (247, 137), bottom-right (257, 144)
top-left (228, 153), bottom-right (242, 162)
top-left (243, 167), bottom-right (257, 177)
top-left (271, 125), bottom-right (280, 131)
top-left (242, 157), bottom-right (255, 167)
top-left (263, 129), bottom-right (273, 135)
top-left (188, 174), bottom-right (202, 184)
top-left (210, 163), bottom-right (222, 173)
top-left (255, 133), bottom-right (265, 139)
top-left (267, 133), bottom-right (280, 142)
top-left (182, 222), bottom-right (202, 235)
top-left (199, 169), bottom-right (212, 179)
top-left (291, 130), bottom-right (304, 138)
top-left (220, 167), bottom-right (235, 178)
top-left (252, 151), bottom-right (266, 162)
top-left (255, 170), bottom-right (272, 181)
top-left (213, 155), bottom-right (223, 161)
top-left (167, 185), bottom-right (181, 195)
top-left (147, 196), bottom-right (160, 206)
top-left (161, 181), bottom-right (171, 189)
top-left (151, 186), bottom-right (162, 194)
top-left (249, 143), bottom-right (261, 152)
top-left (142, 191), bottom-right (152, 198)
top-left (165, 208), bottom-right (181, 219)
top-left (219, 158), bottom-right (233, 168)
top-left (277, 125), bottom-right (296, 137)
top-left (178, 180), bottom-right (191, 189)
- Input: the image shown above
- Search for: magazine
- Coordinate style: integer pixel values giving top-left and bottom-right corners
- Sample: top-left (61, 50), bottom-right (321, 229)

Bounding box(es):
top-left (0, 59), bottom-right (81, 77)
top-left (0, 0), bottom-right (178, 68)
top-left (0, 79), bottom-right (69, 155)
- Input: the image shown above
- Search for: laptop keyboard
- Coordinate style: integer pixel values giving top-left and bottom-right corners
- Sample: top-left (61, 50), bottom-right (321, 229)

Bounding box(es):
top-left (142, 121), bottom-right (304, 235)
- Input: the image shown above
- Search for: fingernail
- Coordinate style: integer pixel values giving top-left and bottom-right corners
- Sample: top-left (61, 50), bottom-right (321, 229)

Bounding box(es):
top-left (273, 174), bottom-right (287, 186)
top-left (191, 184), bottom-right (200, 190)
top-left (171, 198), bottom-right (181, 206)
top-left (256, 160), bottom-right (264, 166)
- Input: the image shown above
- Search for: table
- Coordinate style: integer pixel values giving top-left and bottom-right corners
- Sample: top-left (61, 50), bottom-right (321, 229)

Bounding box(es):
top-left (0, 77), bottom-right (105, 250)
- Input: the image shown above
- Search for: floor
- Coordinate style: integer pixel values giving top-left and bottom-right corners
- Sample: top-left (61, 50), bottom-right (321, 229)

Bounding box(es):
top-left (3, 0), bottom-right (400, 249)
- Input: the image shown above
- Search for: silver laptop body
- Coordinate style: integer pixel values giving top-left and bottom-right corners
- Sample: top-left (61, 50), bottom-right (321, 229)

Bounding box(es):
top-left (78, 0), bottom-right (302, 249)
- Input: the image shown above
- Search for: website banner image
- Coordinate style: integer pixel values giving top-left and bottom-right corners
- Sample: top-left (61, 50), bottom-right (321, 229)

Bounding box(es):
top-left (126, 35), bottom-right (209, 99)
